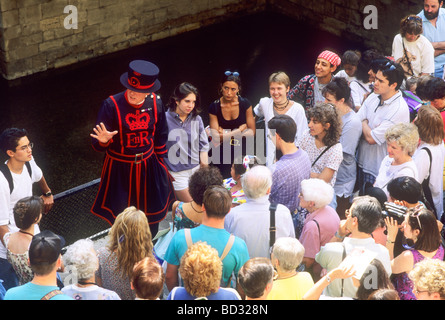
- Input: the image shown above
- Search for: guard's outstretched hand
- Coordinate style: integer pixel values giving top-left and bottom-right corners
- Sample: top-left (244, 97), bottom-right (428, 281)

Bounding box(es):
top-left (90, 122), bottom-right (118, 144)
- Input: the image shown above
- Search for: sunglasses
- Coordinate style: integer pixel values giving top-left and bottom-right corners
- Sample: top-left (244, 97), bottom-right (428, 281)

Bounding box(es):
top-left (409, 206), bottom-right (423, 230)
top-left (383, 61), bottom-right (396, 71)
top-left (407, 16), bottom-right (422, 23)
top-left (225, 71), bottom-right (240, 77)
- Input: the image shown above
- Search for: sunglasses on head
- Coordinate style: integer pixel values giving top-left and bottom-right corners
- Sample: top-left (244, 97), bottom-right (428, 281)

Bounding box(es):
top-left (407, 16), bottom-right (422, 23)
top-left (225, 71), bottom-right (240, 77)
top-left (383, 61), bottom-right (396, 71)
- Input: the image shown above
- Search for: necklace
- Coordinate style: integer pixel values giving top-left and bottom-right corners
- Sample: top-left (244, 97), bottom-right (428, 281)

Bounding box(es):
top-left (273, 99), bottom-right (289, 111)
top-left (19, 230), bottom-right (34, 237)
top-left (190, 202), bottom-right (204, 213)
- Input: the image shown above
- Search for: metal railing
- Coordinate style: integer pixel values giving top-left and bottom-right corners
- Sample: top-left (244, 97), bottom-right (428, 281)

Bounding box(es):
top-left (39, 178), bottom-right (112, 248)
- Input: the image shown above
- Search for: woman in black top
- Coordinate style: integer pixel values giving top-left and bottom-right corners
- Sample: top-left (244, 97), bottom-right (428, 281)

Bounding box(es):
top-left (208, 71), bottom-right (255, 177)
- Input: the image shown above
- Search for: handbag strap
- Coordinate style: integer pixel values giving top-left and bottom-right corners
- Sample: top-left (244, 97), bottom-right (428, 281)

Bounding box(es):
top-left (340, 242), bottom-right (346, 297)
top-left (402, 39), bottom-right (415, 76)
top-left (269, 203), bottom-right (277, 249)
top-left (312, 219), bottom-right (321, 243)
top-left (312, 145), bottom-right (333, 167)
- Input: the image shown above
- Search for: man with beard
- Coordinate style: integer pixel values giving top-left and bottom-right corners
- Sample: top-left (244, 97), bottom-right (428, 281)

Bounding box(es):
top-left (418, 0), bottom-right (445, 79)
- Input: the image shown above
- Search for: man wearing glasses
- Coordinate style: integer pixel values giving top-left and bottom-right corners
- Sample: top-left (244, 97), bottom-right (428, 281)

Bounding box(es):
top-left (315, 196), bottom-right (392, 298)
top-left (418, 0), bottom-right (445, 79)
top-left (0, 128), bottom-right (53, 290)
top-left (356, 61), bottom-right (410, 192)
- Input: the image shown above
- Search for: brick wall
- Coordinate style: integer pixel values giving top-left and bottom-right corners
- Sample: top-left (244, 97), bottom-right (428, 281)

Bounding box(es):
top-left (0, 0), bottom-right (425, 80)
top-left (270, 0), bottom-right (424, 52)
top-left (0, 0), bottom-right (266, 80)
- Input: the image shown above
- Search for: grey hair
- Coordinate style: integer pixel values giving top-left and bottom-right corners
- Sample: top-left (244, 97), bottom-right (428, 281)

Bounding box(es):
top-left (63, 239), bottom-right (98, 281)
top-left (271, 237), bottom-right (305, 272)
top-left (241, 165), bottom-right (272, 199)
top-left (300, 178), bottom-right (334, 208)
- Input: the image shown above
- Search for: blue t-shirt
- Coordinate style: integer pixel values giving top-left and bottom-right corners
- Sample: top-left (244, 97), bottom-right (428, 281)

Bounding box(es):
top-left (164, 224), bottom-right (249, 286)
top-left (418, 8), bottom-right (445, 78)
top-left (4, 282), bottom-right (74, 300)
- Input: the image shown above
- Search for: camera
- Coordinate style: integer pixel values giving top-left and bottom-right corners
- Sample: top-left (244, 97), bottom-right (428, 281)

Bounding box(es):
top-left (382, 202), bottom-right (407, 224)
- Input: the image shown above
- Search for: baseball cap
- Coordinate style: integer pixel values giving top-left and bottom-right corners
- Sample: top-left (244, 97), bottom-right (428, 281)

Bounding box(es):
top-left (29, 230), bottom-right (65, 265)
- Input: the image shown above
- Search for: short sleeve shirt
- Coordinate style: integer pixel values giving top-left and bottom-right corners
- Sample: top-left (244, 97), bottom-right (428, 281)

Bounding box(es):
top-left (298, 131), bottom-right (343, 186)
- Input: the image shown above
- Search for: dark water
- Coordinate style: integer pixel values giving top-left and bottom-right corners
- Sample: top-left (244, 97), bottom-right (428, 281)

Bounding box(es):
top-left (0, 11), bottom-right (365, 194)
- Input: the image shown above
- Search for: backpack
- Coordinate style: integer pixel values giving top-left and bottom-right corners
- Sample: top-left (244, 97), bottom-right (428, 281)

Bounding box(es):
top-left (402, 90), bottom-right (423, 122)
top-left (0, 162), bottom-right (32, 194)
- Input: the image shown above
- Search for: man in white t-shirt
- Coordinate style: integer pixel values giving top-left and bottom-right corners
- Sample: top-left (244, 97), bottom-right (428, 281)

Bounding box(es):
top-left (356, 61), bottom-right (410, 192)
top-left (0, 128), bottom-right (54, 290)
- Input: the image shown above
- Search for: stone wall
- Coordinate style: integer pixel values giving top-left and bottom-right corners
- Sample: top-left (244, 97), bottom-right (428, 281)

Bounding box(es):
top-left (270, 0), bottom-right (424, 53)
top-left (0, 0), bottom-right (426, 80)
top-left (0, 0), bottom-right (266, 80)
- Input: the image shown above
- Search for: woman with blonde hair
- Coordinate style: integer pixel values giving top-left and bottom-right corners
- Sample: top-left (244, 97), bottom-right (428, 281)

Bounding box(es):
top-left (96, 206), bottom-right (154, 300)
top-left (409, 258), bottom-right (445, 300)
top-left (254, 71), bottom-right (308, 167)
top-left (413, 106), bottom-right (445, 218)
top-left (374, 122), bottom-right (419, 198)
top-left (167, 241), bottom-right (241, 300)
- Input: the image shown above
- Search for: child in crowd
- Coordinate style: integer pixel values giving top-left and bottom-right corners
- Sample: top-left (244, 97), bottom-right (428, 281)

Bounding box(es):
top-left (336, 50), bottom-right (361, 83)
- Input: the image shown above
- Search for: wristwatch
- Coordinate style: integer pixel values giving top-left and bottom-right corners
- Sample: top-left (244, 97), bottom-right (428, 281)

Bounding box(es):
top-left (326, 274), bottom-right (332, 283)
top-left (43, 191), bottom-right (52, 197)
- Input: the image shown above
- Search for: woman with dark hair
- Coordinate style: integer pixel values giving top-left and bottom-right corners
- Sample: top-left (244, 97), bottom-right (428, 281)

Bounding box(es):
top-left (323, 77), bottom-right (361, 214)
top-left (208, 71), bottom-right (256, 178)
top-left (171, 166), bottom-right (223, 230)
top-left (165, 82), bottom-right (209, 202)
top-left (3, 196), bottom-right (43, 285)
top-left (392, 15), bottom-right (435, 78)
top-left (413, 106), bottom-right (445, 218)
top-left (298, 103), bottom-right (343, 188)
top-left (303, 259), bottom-right (396, 300)
top-left (386, 176), bottom-right (425, 258)
top-left (385, 207), bottom-right (444, 300)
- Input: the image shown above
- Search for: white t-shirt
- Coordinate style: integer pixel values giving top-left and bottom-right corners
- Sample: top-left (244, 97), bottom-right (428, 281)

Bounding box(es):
top-left (413, 142), bottom-right (445, 219)
top-left (356, 92), bottom-right (410, 177)
top-left (254, 97), bottom-right (308, 168)
top-left (335, 70), bottom-right (357, 83)
top-left (349, 80), bottom-right (372, 109)
top-left (392, 33), bottom-right (435, 77)
top-left (374, 156), bottom-right (418, 198)
top-left (0, 158), bottom-right (42, 259)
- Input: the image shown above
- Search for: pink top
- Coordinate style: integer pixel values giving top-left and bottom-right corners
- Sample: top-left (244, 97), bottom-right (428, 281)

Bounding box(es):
top-left (299, 206), bottom-right (341, 259)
